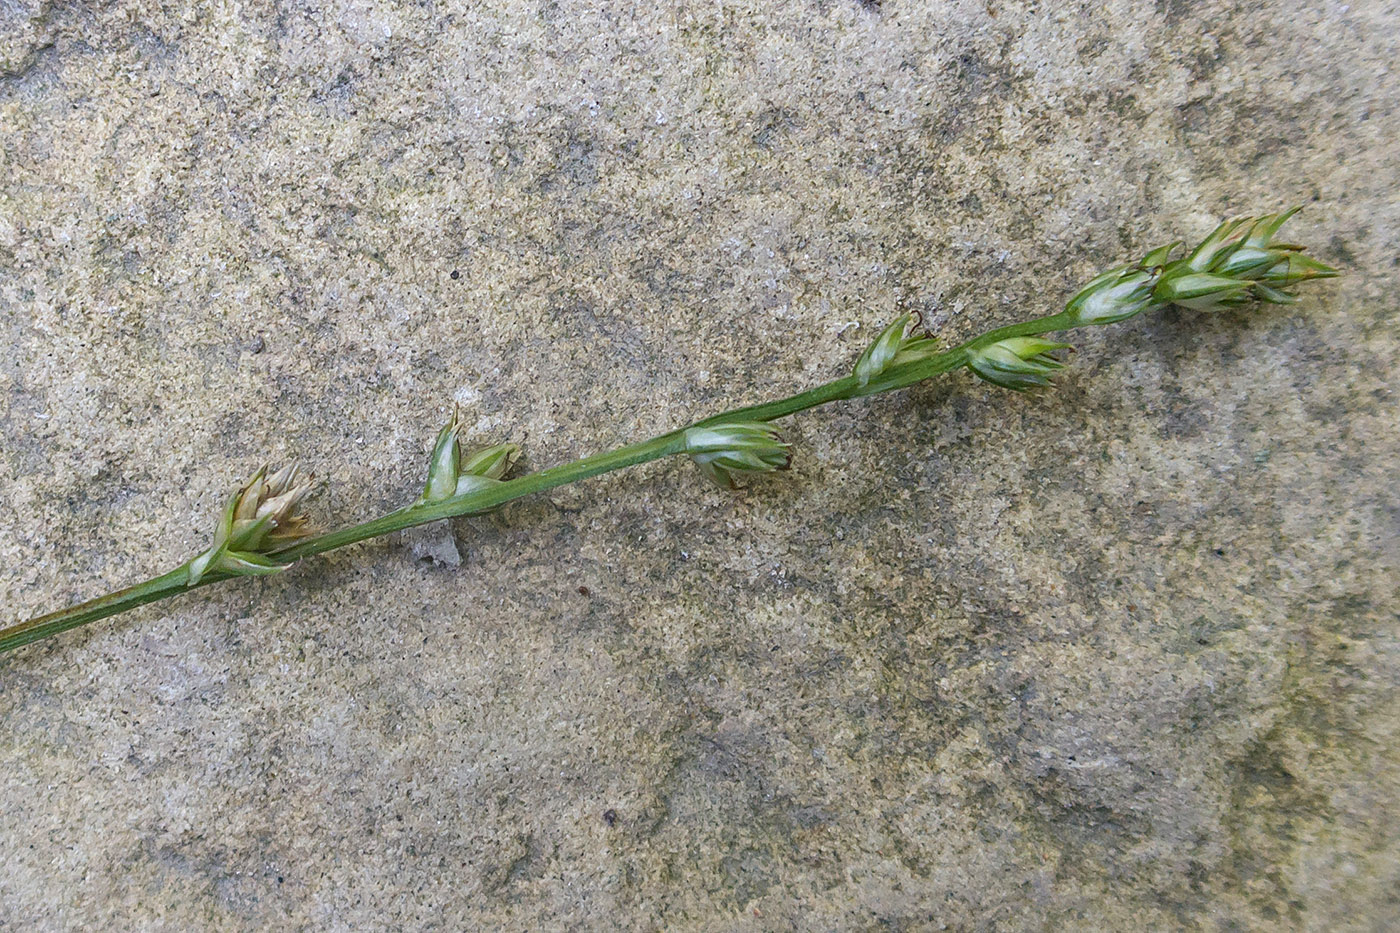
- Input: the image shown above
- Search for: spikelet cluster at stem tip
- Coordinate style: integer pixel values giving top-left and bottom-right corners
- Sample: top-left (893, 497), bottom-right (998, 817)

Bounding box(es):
top-left (1065, 208), bottom-right (1337, 326)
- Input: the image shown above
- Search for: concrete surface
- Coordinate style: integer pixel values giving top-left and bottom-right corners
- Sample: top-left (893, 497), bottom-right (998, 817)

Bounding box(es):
top-left (1, 0), bottom-right (1397, 928)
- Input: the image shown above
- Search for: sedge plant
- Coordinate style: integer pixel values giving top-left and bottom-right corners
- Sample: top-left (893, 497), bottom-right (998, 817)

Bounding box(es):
top-left (0, 210), bottom-right (1337, 654)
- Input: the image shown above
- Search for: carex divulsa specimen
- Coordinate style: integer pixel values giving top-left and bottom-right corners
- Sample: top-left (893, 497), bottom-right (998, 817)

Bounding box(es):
top-left (1, 210), bottom-right (1337, 655)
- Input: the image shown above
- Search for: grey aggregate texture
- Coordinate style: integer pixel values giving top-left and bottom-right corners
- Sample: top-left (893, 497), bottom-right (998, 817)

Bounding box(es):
top-left (1, 0), bottom-right (1397, 929)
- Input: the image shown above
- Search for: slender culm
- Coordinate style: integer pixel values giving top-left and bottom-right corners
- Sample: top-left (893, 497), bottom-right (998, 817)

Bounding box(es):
top-left (0, 210), bottom-right (1337, 655)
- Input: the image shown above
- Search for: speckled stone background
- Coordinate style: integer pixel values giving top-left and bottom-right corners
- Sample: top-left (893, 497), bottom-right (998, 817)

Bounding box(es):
top-left (1, 0), bottom-right (1396, 929)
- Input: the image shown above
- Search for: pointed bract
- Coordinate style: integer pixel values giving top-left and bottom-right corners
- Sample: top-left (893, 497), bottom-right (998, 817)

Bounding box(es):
top-left (1258, 252), bottom-right (1338, 288)
top-left (423, 411), bottom-right (465, 503)
top-left (1243, 207), bottom-right (1302, 249)
top-left (420, 409), bottom-right (522, 505)
top-left (1139, 241), bottom-right (1181, 269)
top-left (1183, 217), bottom-right (1252, 273)
top-left (854, 316), bottom-right (910, 388)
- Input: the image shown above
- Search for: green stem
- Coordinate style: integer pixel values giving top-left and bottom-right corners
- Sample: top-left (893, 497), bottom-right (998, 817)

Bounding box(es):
top-left (1, 309), bottom-right (1073, 654)
top-left (274, 430), bottom-right (697, 561)
top-left (0, 567), bottom-right (192, 653)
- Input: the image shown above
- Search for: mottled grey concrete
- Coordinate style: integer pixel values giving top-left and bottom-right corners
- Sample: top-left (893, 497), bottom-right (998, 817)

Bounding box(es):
top-left (2, 1), bottom-right (1397, 929)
